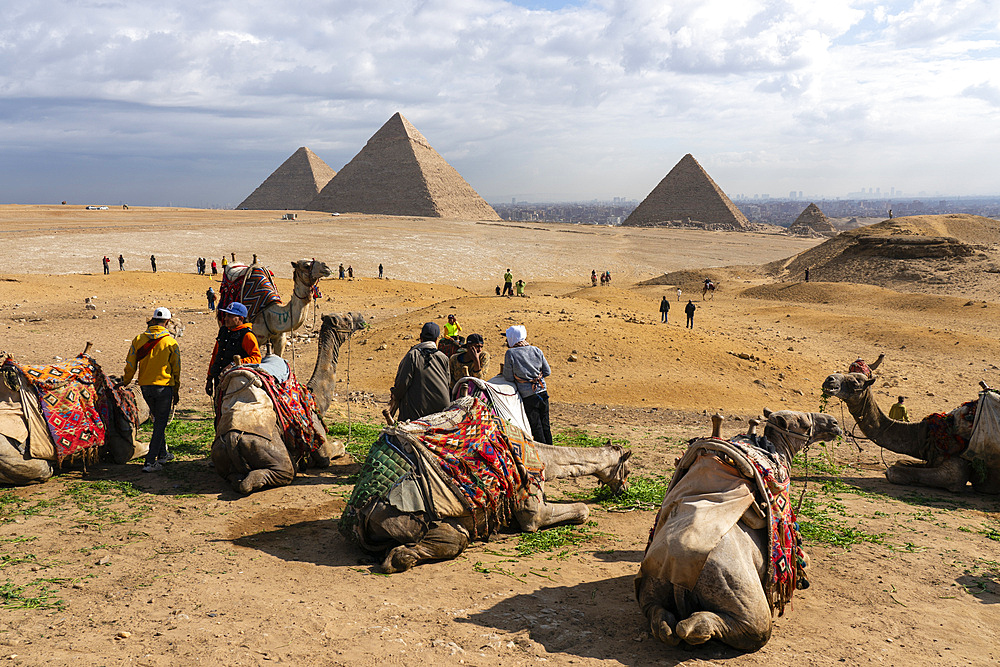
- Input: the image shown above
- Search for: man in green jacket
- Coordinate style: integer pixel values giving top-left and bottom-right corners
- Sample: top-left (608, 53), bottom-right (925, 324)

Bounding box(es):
top-left (124, 307), bottom-right (181, 472)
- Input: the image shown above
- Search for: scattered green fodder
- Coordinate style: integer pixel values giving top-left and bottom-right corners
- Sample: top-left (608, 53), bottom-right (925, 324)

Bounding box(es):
top-left (553, 428), bottom-right (628, 449)
top-left (792, 444), bottom-right (846, 476)
top-left (327, 420), bottom-right (383, 460)
top-left (0, 579), bottom-right (65, 610)
top-left (796, 492), bottom-right (884, 548)
top-left (0, 492), bottom-right (57, 524)
top-left (0, 554), bottom-right (37, 569)
top-left (64, 480), bottom-right (151, 526)
top-left (594, 474), bottom-right (668, 511)
top-left (516, 522), bottom-right (598, 557)
top-left (140, 416), bottom-right (215, 457)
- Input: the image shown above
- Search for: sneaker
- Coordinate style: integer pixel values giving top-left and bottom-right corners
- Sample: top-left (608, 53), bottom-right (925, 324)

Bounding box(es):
top-left (157, 452), bottom-right (175, 464)
top-left (142, 462), bottom-right (163, 473)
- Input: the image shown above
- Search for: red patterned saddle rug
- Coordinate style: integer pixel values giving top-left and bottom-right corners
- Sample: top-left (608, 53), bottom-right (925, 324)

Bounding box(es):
top-left (220, 264), bottom-right (282, 320)
top-left (1, 354), bottom-right (113, 465)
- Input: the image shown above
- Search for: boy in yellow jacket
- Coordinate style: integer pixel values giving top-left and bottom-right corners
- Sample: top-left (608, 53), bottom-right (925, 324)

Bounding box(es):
top-left (124, 306), bottom-right (181, 472)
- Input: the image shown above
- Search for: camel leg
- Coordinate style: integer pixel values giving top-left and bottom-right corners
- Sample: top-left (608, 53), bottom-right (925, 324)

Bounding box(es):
top-left (885, 457), bottom-right (970, 493)
top-left (381, 519), bottom-right (470, 573)
top-left (675, 527), bottom-right (772, 652)
top-left (972, 465), bottom-right (1000, 495)
top-left (636, 577), bottom-right (681, 646)
top-left (514, 487), bottom-right (589, 532)
top-left (211, 431), bottom-right (295, 495)
top-left (270, 331), bottom-right (287, 358)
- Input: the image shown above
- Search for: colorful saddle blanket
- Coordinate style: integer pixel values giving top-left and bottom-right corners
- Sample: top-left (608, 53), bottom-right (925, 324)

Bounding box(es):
top-left (214, 365), bottom-right (325, 459)
top-left (1, 355), bottom-right (115, 464)
top-left (219, 264), bottom-right (281, 320)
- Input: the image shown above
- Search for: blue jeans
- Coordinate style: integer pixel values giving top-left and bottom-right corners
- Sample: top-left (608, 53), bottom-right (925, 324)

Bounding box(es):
top-left (141, 385), bottom-right (172, 464)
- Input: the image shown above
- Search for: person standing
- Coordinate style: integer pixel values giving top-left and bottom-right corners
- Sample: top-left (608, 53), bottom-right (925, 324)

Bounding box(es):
top-left (123, 307), bottom-right (180, 472)
top-left (206, 287), bottom-right (216, 311)
top-left (338, 263), bottom-right (345, 279)
top-left (591, 270), bottom-right (598, 287)
top-left (211, 259), bottom-right (217, 275)
top-left (347, 265), bottom-right (354, 278)
top-left (118, 254), bottom-right (125, 271)
top-left (502, 268), bottom-right (513, 297)
top-left (205, 302), bottom-right (261, 396)
top-left (389, 322), bottom-right (451, 422)
top-left (805, 267), bottom-right (810, 282)
top-left (221, 256), bottom-right (228, 270)
top-left (150, 255), bottom-right (157, 273)
top-left (449, 333), bottom-right (489, 388)
top-left (102, 256), bottom-right (110, 275)
top-left (378, 263), bottom-right (384, 279)
top-left (502, 325), bottom-right (552, 445)
top-left (677, 287), bottom-right (682, 301)
top-left (888, 396), bottom-right (909, 421)
top-left (685, 300), bottom-right (696, 329)
top-left (659, 296), bottom-right (670, 323)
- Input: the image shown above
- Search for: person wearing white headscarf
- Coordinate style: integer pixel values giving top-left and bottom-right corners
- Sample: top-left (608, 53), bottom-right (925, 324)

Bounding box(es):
top-left (502, 325), bottom-right (552, 444)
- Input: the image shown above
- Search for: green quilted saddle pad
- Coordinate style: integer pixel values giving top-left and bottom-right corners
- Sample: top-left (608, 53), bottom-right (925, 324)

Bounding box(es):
top-left (339, 434), bottom-right (414, 534)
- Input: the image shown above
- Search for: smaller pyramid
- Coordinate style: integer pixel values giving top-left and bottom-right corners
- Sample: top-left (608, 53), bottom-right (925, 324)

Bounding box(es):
top-left (307, 113), bottom-right (500, 220)
top-left (788, 203), bottom-right (835, 234)
top-left (622, 154), bottom-right (749, 229)
top-left (237, 147), bottom-right (337, 210)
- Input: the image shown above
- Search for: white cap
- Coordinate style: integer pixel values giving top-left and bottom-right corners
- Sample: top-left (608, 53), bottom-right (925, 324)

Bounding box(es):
top-left (505, 325), bottom-right (527, 347)
top-left (152, 307), bottom-right (172, 320)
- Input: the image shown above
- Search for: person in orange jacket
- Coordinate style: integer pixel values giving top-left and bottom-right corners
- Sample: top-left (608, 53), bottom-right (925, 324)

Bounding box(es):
top-left (205, 302), bottom-right (261, 396)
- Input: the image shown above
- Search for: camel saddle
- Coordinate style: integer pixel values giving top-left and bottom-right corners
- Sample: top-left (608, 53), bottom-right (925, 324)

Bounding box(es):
top-left (968, 389), bottom-right (1000, 469)
top-left (219, 264), bottom-right (282, 320)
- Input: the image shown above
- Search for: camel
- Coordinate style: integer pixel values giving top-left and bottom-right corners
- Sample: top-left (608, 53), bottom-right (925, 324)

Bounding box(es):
top-left (344, 400), bottom-right (632, 573)
top-left (211, 312), bottom-right (365, 494)
top-left (244, 259), bottom-right (332, 357)
top-left (636, 409), bottom-right (842, 652)
top-left (822, 372), bottom-right (1000, 493)
top-left (0, 346), bottom-right (149, 486)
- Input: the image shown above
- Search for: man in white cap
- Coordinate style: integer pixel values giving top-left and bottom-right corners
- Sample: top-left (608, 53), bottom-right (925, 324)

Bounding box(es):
top-left (502, 325), bottom-right (552, 444)
top-left (123, 306), bottom-right (181, 472)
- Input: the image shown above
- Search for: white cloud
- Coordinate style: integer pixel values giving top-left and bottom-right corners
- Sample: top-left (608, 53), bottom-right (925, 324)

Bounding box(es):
top-left (0, 0), bottom-right (999, 205)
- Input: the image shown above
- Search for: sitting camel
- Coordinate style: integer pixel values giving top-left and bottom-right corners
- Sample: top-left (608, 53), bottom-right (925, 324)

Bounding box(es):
top-left (822, 372), bottom-right (1000, 493)
top-left (238, 259), bottom-right (332, 357)
top-left (0, 346), bottom-right (149, 486)
top-left (636, 409), bottom-right (842, 652)
top-left (212, 312), bottom-right (365, 494)
top-left (344, 398), bottom-right (632, 573)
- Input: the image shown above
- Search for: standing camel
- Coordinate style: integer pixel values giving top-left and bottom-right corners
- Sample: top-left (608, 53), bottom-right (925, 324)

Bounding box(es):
top-left (246, 259), bottom-right (332, 357)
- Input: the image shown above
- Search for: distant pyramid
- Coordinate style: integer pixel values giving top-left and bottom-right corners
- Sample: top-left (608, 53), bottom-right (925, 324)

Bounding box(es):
top-left (788, 202), bottom-right (835, 234)
top-left (237, 147), bottom-right (336, 210)
top-left (622, 154), bottom-right (749, 229)
top-left (307, 112), bottom-right (500, 220)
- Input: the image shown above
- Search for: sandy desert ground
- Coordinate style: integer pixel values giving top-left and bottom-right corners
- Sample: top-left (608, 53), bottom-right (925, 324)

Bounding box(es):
top-left (0, 205), bottom-right (998, 666)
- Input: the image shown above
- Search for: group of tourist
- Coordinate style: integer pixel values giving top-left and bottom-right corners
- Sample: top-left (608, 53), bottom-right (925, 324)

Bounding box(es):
top-left (122, 300), bottom-right (261, 473)
top-left (592, 269), bottom-right (612, 286)
top-left (659, 296), bottom-right (698, 327)
top-left (498, 269), bottom-right (526, 297)
top-left (100, 254), bottom-right (127, 273)
top-left (389, 319), bottom-right (552, 445)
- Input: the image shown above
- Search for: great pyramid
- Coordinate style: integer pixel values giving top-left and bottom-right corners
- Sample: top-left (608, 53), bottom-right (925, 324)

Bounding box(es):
top-left (306, 112), bottom-right (500, 220)
top-left (622, 154), bottom-right (749, 229)
top-left (788, 202), bottom-right (835, 235)
top-left (237, 147), bottom-right (337, 210)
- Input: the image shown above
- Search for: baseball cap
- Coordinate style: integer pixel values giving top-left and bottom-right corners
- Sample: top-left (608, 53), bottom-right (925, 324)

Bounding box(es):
top-left (152, 307), bottom-right (171, 320)
top-left (466, 333), bottom-right (484, 346)
top-left (420, 321), bottom-right (440, 341)
top-left (219, 302), bottom-right (249, 318)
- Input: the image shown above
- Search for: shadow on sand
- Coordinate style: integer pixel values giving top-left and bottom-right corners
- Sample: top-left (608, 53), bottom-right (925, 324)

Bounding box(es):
top-left (456, 574), bottom-right (745, 665)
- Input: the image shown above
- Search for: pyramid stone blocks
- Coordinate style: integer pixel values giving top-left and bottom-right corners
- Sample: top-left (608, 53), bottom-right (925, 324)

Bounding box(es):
top-left (237, 147), bottom-right (337, 210)
top-left (623, 154), bottom-right (748, 229)
top-left (307, 113), bottom-right (500, 220)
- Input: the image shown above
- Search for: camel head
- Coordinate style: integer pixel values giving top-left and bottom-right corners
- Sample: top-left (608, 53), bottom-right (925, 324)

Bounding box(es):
top-left (291, 259), bottom-right (333, 286)
top-left (762, 408), bottom-right (842, 458)
top-left (595, 446), bottom-right (632, 496)
top-left (321, 311), bottom-right (368, 336)
top-left (821, 372), bottom-right (876, 405)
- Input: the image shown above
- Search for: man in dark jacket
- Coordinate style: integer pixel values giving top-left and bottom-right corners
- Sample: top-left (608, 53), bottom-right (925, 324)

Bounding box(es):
top-left (659, 296), bottom-right (670, 323)
top-left (685, 300), bottom-right (696, 328)
top-left (390, 322), bottom-right (451, 422)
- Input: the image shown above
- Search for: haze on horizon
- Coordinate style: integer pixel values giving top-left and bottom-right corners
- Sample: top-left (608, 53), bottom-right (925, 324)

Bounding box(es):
top-left (2, 0), bottom-right (999, 208)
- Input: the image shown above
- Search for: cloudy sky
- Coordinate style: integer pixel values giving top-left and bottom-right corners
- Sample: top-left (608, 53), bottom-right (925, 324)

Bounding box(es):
top-left (2, 0), bottom-right (999, 207)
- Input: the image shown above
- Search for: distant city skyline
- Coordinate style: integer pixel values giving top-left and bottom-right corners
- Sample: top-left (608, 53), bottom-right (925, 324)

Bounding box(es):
top-left (2, 1), bottom-right (1000, 208)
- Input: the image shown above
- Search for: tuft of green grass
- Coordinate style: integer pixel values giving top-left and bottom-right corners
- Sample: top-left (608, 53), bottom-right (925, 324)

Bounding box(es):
top-left (0, 579), bottom-right (65, 610)
top-left (553, 428), bottom-right (628, 449)
top-left (327, 420), bottom-right (383, 460)
top-left (792, 445), bottom-right (845, 476)
top-left (63, 480), bottom-right (151, 526)
top-left (796, 492), bottom-right (884, 548)
top-left (516, 522), bottom-right (597, 557)
top-left (140, 416), bottom-right (215, 457)
top-left (0, 554), bottom-right (38, 569)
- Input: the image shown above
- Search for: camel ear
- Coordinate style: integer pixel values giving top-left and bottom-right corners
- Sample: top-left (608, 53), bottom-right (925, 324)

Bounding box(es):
top-left (623, 450), bottom-right (633, 461)
top-left (291, 260), bottom-right (299, 269)
top-left (763, 407), bottom-right (772, 417)
top-left (863, 377), bottom-right (876, 389)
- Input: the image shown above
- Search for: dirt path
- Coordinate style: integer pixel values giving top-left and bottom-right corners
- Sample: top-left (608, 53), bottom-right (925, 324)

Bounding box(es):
top-left (1, 207), bottom-right (998, 665)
